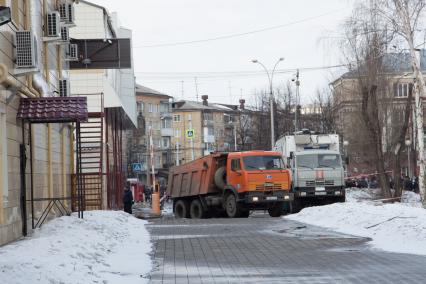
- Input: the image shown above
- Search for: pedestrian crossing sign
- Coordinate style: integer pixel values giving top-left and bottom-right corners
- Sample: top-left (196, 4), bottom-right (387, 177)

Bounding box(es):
top-left (132, 163), bottom-right (142, 172)
top-left (186, 129), bottom-right (195, 139)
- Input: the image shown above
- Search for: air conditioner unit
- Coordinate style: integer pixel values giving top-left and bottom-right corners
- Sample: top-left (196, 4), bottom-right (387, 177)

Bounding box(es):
top-left (59, 3), bottom-right (75, 27)
top-left (60, 26), bottom-right (69, 42)
top-left (15, 30), bottom-right (38, 69)
top-left (58, 78), bottom-right (70, 97)
top-left (43, 12), bottom-right (61, 41)
top-left (66, 43), bottom-right (78, 61)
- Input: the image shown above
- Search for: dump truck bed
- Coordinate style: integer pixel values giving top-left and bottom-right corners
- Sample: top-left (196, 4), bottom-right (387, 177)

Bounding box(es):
top-left (167, 153), bottom-right (228, 198)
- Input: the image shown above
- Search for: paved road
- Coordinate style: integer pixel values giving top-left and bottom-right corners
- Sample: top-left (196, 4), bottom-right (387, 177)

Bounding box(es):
top-left (147, 212), bottom-right (426, 283)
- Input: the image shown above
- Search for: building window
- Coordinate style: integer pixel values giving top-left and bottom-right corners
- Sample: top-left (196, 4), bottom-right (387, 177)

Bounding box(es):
top-left (205, 142), bottom-right (215, 152)
top-left (155, 155), bottom-right (161, 168)
top-left (160, 103), bottom-right (170, 113)
top-left (203, 112), bottom-right (213, 121)
top-left (162, 137), bottom-right (170, 148)
top-left (173, 114), bottom-right (181, 122)
top-left (148, 103), bottom-right (153, 113)
top-left (162, 118), bottom-right (172, 129)
top-left (207, 127), bottom-right (214, 136)
top-left (393, 83), bottom-right (413, 98)
top-left (137, 102), bottom-right (144, 114)
top-left (175, 129), bottom-right (181, 138)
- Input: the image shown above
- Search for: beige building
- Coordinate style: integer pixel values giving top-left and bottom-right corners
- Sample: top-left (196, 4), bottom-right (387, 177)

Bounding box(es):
top-left (0, 0), bottom-right (78, 245)
top-left (129, 85), bottom-right (172, 184)
top-left (171, 96), bottom-right (239, 164)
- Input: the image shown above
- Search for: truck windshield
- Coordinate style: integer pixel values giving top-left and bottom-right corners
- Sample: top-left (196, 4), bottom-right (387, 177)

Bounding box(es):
top-left (243, 156), bottom-right (285, 171)
top-left (296, 154), bottom-right (341, 169)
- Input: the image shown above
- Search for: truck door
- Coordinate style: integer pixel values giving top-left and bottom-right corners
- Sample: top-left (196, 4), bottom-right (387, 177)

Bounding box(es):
top-left (229, 158), bottom-right (244, 192)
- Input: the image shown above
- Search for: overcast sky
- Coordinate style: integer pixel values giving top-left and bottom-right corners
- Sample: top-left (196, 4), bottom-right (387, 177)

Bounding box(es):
top-left (88, 0), bottom-right (353, 105)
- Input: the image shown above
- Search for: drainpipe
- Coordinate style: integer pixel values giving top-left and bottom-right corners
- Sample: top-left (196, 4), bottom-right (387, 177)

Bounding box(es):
top-left (0, 63), bottom-right (35, 98)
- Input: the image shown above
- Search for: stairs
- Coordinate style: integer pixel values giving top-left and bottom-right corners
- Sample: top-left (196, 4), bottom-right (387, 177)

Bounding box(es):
top-left (78, 112), bottom-right (104, 210)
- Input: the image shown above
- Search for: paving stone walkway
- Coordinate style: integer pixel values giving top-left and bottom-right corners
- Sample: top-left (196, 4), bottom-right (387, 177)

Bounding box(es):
top-left (147, 212), bottom-right (426, 283)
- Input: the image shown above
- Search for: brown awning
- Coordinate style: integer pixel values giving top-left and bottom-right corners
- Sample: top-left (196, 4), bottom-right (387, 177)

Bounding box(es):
top-left (17, 97), bottom-right (88, 123)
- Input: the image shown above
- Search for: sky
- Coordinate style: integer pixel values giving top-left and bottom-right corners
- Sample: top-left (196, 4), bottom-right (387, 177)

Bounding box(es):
top-left (88, 0), bottom-right (353, 105)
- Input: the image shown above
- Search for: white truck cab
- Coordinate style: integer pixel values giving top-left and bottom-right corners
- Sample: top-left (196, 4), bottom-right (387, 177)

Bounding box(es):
top-left (274, 130), bottom-right (346, 212)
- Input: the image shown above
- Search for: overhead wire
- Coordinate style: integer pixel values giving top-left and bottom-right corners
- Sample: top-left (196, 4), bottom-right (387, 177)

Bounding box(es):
top-left (133, 9), bottom-right (344, 48)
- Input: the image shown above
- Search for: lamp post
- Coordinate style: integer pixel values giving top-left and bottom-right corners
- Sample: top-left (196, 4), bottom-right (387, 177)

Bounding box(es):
top-left (252, 57), bottom-right (284, 148)
top-left (343, 140), bottom-right (349, 177)
top-left (406, 139), bottom-right (412, 177)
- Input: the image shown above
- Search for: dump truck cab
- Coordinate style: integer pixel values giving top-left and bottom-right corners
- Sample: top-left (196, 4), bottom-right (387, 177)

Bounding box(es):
top-left (223, 151), bottom-right (293, 217)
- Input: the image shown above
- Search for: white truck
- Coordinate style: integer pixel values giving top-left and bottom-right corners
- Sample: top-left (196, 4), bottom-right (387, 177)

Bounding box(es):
top-left (274, 130), bottom-right (345, 213)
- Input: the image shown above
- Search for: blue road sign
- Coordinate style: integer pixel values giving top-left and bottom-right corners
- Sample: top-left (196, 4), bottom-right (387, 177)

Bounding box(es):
top-left (132, 163), bottom-right (142, 172)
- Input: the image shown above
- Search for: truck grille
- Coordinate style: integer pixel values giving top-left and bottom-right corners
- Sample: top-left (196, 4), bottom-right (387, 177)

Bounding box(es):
top-left (256, 183), bottom-right (282, 191)
top-left (305, 180), bottom-right (334, 187)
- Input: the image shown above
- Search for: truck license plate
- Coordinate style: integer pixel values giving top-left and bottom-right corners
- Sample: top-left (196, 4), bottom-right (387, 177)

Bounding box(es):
top-left (315, 192), bottom-right (327, 196)
top-left (315, 187), bottom-right (325, 191)
top-left (266, 196), bottom-right (277, 200)
top-left (264, 183), bottom-right (274, 187)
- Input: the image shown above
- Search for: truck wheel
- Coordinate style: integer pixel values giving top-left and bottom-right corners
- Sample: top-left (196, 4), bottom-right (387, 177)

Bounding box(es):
top-left (190, 199), bottom-right (205, 219)
top-left (174, 199), bottom-right (189, 218)
top-left (268, 202), bottom-right (283, 217)
top-left (290, 199), bottom-right (302, 214)
top-left (214, 166), bottom-right (227, 190)
top-left (224, 194), bottom-right (241, 218)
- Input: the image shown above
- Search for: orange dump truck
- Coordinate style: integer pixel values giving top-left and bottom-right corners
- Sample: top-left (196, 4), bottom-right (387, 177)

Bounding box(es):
top-left (167, 151), bottom-right (293, 218)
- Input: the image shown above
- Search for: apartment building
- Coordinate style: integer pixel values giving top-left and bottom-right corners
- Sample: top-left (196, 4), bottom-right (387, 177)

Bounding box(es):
top-left (127, 85), bottom-right (172, 185)
top-left (171, 96), bottom-right (240, 164)
top-left (331, 51), bottom-right (426, 175)
top-left (0, 0), bottom-right (78, 245)
top-left (69, 0), bottom-right (137, 209)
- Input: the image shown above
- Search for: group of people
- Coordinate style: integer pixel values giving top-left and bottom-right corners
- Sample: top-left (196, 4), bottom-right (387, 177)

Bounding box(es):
top-left (402, 175), bottom-right (419, 192)
top-left (122, 182), bottom-right (169, 215)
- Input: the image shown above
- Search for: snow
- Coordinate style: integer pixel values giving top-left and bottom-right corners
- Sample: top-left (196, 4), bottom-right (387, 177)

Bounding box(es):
top-left (285, 189), bottom-right (426, 256)
top-left (0, 211), bottom-right (152, 284)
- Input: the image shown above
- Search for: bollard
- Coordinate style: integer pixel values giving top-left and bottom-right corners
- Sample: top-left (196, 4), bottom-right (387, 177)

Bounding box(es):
top-left (151, 192), bottom-right (161, 215)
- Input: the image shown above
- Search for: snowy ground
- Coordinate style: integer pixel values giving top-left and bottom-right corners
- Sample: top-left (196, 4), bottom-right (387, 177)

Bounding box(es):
top-left (286, 189), bottom-right (426, 256)
top-left (0, 211), bottom-right (152, 284)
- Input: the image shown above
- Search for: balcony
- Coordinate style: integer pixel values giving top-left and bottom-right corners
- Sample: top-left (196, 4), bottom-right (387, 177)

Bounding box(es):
top-left (161, 128), bottom-right (173, 137)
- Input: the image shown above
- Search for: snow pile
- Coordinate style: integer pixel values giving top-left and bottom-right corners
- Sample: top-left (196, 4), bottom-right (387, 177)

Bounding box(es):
top-left (286, 201), bottom-right (426, 255)
top-left (345, 187), bottom-right (379, 203)
top-left (401, 191), bottom-right (422, 207)
top-left (0, 211), bottom-right (152, 284)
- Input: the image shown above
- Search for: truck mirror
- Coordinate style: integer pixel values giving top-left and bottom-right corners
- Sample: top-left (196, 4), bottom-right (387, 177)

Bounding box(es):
top-left (289, 152), bottom-right (294, 159)
top-left (345, 156), bottom-right (349, 165)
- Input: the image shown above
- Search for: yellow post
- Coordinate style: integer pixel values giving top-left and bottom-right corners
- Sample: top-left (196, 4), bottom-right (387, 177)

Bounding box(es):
top-left (151, 183), bottom-right (161, 215)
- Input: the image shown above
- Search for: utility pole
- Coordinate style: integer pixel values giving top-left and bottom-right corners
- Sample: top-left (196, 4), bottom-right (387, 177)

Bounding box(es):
top-left (189, 114), bottom-right (195, 160)
top-left (294, 69), bottom-right (300, 132)
top-left (175, 139), bottom-right (180, 166)
top-left (194, 77), bottom-right (199, 102)
top-left (180, 80), bottom-right (184, 100)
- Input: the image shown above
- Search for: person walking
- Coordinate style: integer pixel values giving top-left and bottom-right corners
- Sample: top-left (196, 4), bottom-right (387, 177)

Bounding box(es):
top-left (123, 186), bottom-right (134, 214)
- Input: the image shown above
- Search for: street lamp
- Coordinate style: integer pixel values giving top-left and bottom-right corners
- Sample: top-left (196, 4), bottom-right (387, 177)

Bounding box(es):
top-left (406, 139), bottom-right (412, 177)
top-left (252, 57), bottom-right (284, 148)
top-left (343, 140), bottom-right (349, 176)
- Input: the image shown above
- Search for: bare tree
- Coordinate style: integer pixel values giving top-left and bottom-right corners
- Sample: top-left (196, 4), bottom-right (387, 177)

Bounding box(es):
top-left (341, 1), bottom-right (395, 197)
top-left (374, 0), bottom-right (426, 203)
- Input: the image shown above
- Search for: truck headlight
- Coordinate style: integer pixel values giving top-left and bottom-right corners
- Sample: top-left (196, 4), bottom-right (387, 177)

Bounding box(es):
top-left (335, 191), bottom-right (341, 195)
top-left (252, 197), bottom-right (259, 202)
top-left (300, 192), bottom-right (307, 197)
top-left (284, 195), bottom-right (290, 200)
